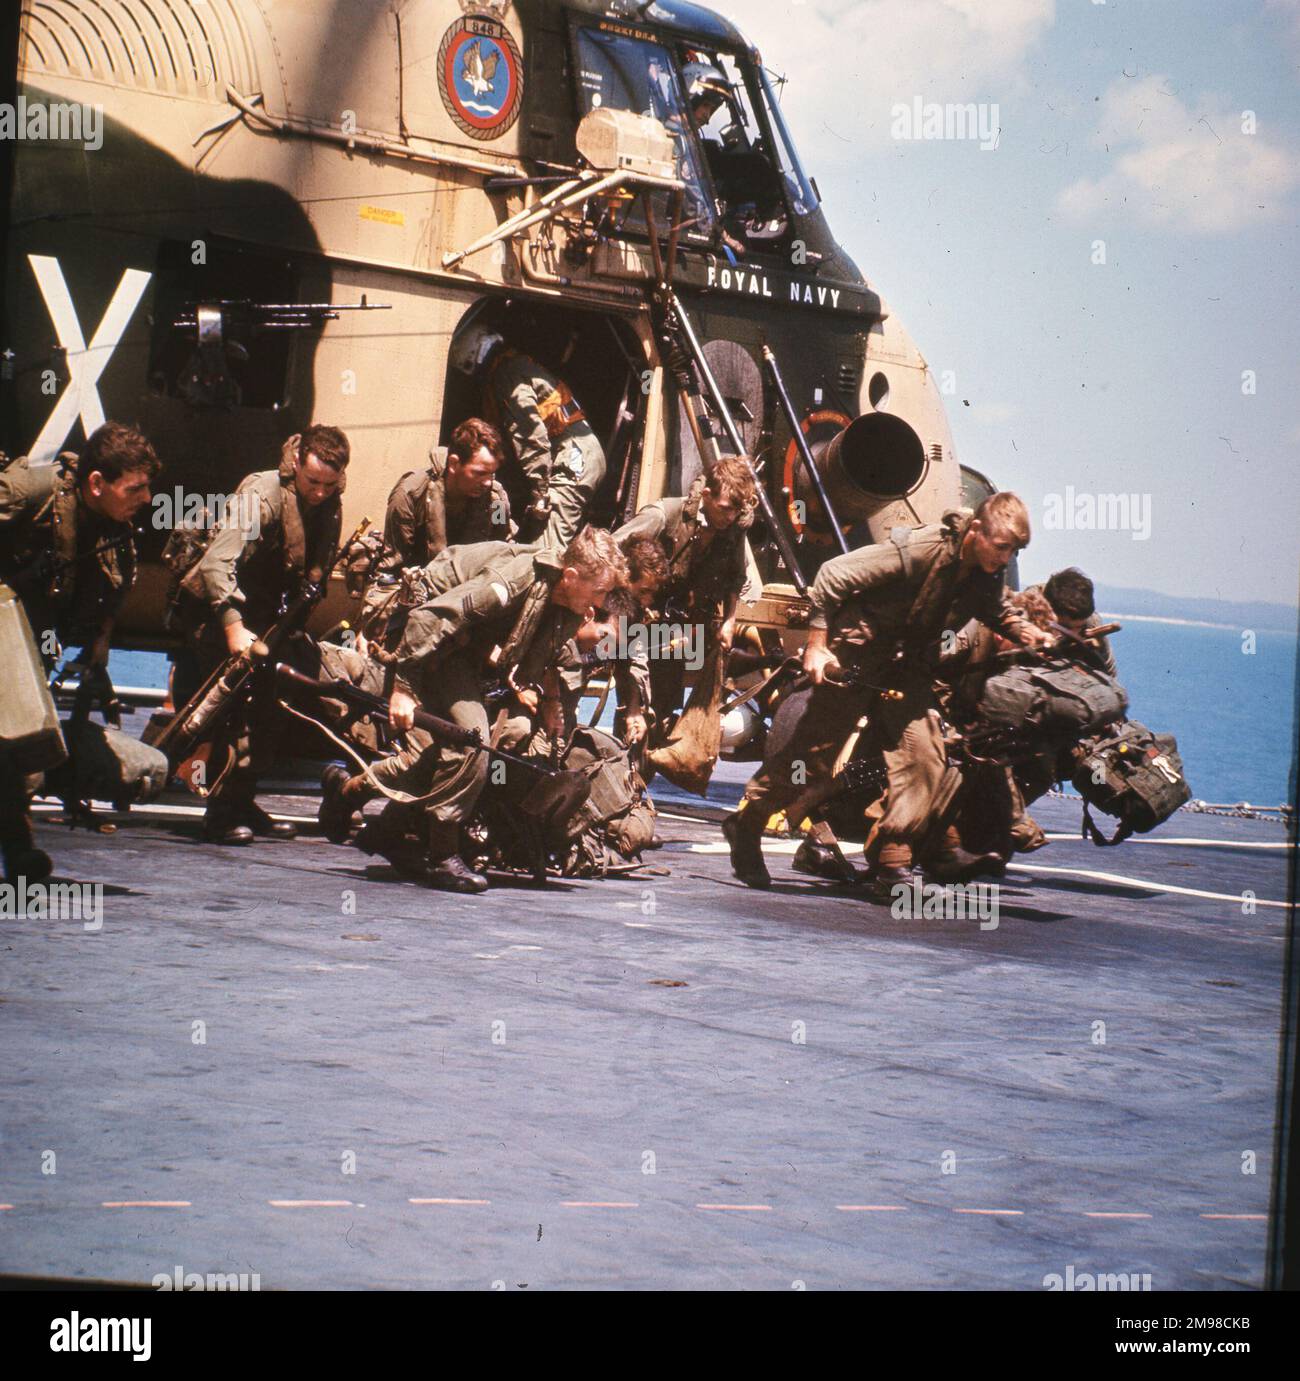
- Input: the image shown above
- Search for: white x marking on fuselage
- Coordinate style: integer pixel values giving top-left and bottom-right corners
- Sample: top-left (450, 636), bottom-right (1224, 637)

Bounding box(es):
top-left (27, 253), bottom-right (151, 463)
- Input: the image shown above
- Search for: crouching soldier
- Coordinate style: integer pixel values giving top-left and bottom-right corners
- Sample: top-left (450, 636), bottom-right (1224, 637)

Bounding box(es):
top-left (613, 457), bottom-right (756, 788)
top-left (354, 418), bottom-right (512, 639)
top-left (173, 425), bottom-right (350, 845)
top-left (319, 528), bottom-right (625, 893)
top-left (0, 423), bottom-right (161, 879)
top-left (1032, 567), bottom-right (1118, 678)
top-left (723, 493), bottom-right (1053, 891)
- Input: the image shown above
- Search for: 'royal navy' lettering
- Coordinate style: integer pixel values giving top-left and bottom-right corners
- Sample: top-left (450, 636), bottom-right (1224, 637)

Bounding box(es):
top-left (704, 262), bottom-right (855, 307)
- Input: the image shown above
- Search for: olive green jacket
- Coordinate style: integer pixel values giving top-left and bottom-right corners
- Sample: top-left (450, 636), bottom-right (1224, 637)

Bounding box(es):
top-left (809, 510), bottom-right (1034, 671)
top-left (0, 451), bottom-right (136, 649)
top-left (614, 480), bottom-right (748, 622)
top-left (179, 453), bottom-right (342, 631)
top-left (375, 447), bottom-right (512, 582)
top-left (392, 540), bottom-right (580, 693)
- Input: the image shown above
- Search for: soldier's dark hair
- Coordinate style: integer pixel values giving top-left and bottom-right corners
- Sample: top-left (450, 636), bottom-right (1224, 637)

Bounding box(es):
top-left (77, 422), bottom-right (161, 485)
top-left (621, 535), bottom-right (669, 590)
top-left (601, 587), bottom-right (640, 621)
top-left (449, 417), bottom-right (504, 465)
top-left (298, 425), bottom-right (350, 472)
top-left (1043, 567), bottom-right (1096, 620)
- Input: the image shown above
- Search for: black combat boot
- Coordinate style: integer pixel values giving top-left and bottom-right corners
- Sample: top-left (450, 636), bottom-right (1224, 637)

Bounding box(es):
top-left (203, 801), bottom-right (253, 847)
top-left (239, 801), bottom-right (298, 840)
top-left (924, 847), bottom-right (1006, 884)
top-left (3, 811), bottom-right (54, 884)
top-left (722, 810), bottom-right (771, 889)
top-left (3, 843), bottom-right (54, 885)
top-left (319, 763), bottom-right (357, 844)
top-left (423, 853), bottom-right (489, 894)
top-left (860, 841), bottom-right (915, 900)
top-left (792, 836), bottom-right (862, 883)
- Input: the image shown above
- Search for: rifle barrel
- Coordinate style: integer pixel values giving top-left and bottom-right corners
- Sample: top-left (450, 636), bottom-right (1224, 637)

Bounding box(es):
top-left (272, 664), bottom-right (554, 775)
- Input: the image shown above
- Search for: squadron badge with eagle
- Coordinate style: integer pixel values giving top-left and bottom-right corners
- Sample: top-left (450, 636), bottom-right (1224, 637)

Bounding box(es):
top-left (437, 14), bottom-right (524, 140)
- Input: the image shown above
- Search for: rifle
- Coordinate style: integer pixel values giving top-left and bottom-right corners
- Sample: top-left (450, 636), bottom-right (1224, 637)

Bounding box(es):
top-left (1047, 619), bottom-right (1121, 654)
top-left (147, 517), bottom-right (370, 782)
top-left (273, 664), bottom-right (565, 779)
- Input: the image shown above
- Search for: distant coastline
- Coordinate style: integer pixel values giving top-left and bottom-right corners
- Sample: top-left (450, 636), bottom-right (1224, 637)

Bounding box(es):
top-left (1098, 611), bottom-right (1290, 634)
top-left (1088, 584), bottom-right (1299, 638)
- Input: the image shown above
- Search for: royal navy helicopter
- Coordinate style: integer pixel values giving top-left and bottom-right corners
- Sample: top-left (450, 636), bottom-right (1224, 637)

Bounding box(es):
top-left (2, 0), bottom-right (983, 652)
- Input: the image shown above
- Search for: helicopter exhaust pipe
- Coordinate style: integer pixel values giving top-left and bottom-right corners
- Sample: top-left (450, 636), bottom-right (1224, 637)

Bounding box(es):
top-left (801, 411), bottom-right (929, 521)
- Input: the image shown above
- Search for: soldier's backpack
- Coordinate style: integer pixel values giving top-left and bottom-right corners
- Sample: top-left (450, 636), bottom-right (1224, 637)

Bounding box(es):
top-left (46, 669), bottom-right (168, 812)
top-left (1072, 719), bottom-right (1191, 845)
top-left (556, 726), bottom-right (656, 874)
top-left (977, 658), bottom-right (1128, 738)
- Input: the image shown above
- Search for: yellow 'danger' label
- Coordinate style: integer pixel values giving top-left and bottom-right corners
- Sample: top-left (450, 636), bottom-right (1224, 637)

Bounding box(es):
top-left (360, 204), bottom-right (405, 226)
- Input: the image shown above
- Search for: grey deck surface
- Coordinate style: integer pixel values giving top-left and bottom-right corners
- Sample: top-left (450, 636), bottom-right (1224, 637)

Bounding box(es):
top-left (1, 765), bottom-right (1291, 1290)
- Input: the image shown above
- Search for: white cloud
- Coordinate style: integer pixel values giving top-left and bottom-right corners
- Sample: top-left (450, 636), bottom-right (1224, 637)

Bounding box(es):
top-left (1057, 75), bottom-right (1298, 234)
top-left (732, 0), bottom-right (1055, 151)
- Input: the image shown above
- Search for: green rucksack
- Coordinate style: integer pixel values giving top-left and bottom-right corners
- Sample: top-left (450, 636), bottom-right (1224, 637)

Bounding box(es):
top-left (977, 658), bottom-right (1129, 738)
top-left (1072, 719), bottom-right (1191, 845)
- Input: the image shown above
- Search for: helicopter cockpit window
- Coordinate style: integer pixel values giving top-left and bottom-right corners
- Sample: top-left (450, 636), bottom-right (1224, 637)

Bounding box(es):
top-left (572, 27), bottom-right (714, 241)
top-left (678, 49), bottom-right (796, 254)
top-left (759, 65), bottom-right (819, 215)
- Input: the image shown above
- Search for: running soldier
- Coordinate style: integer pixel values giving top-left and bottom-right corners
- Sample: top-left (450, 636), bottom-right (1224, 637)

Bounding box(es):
top-left (723, 494), bottom-right (1052, 890)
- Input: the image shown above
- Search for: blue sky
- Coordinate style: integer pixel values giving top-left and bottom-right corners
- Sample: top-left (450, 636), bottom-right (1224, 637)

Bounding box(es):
top-left (733, 0), bottom-right (1300, 604)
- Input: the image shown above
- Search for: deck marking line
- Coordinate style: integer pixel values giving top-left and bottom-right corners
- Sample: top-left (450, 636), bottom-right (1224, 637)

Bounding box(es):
top-left (1044, 834), bottom-right (1293, 852)
top-left (268, 1199), bottom-right (353, 1208)
top-left (1200, 1213), bottom-right (1267, 1220)
top-left (953, 1208), bottom-right (1024, 1216)
top-left (101, 1200), bottom-right (191, 1208)
top-left (1004, 860), bottom-right (1295, 910)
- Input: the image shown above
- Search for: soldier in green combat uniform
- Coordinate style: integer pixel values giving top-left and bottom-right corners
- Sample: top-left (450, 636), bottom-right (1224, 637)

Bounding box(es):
top-left (723, 493), bottom-right (1053, 891)
top-left (354, 417), bottom-right (513, 644)
top-left (0, 422), bottom-right (161, 880)
top-left (173, 425), bottom-right (351, 846)
top-left (319, 527), bottom-right (626, 894)
top-left (450, 321), bottom-right (606, 550)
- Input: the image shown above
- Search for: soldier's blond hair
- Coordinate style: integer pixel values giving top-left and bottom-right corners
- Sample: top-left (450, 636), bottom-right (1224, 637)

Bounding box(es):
top-left (562, 526), bottom-right (629, 585)
top-left (974, 491), bottom-right (1030, 545)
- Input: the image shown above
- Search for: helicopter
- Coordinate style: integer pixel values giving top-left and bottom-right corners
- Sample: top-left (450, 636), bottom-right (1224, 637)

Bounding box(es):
top-left (3, 0), bottom-right (987, 658)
